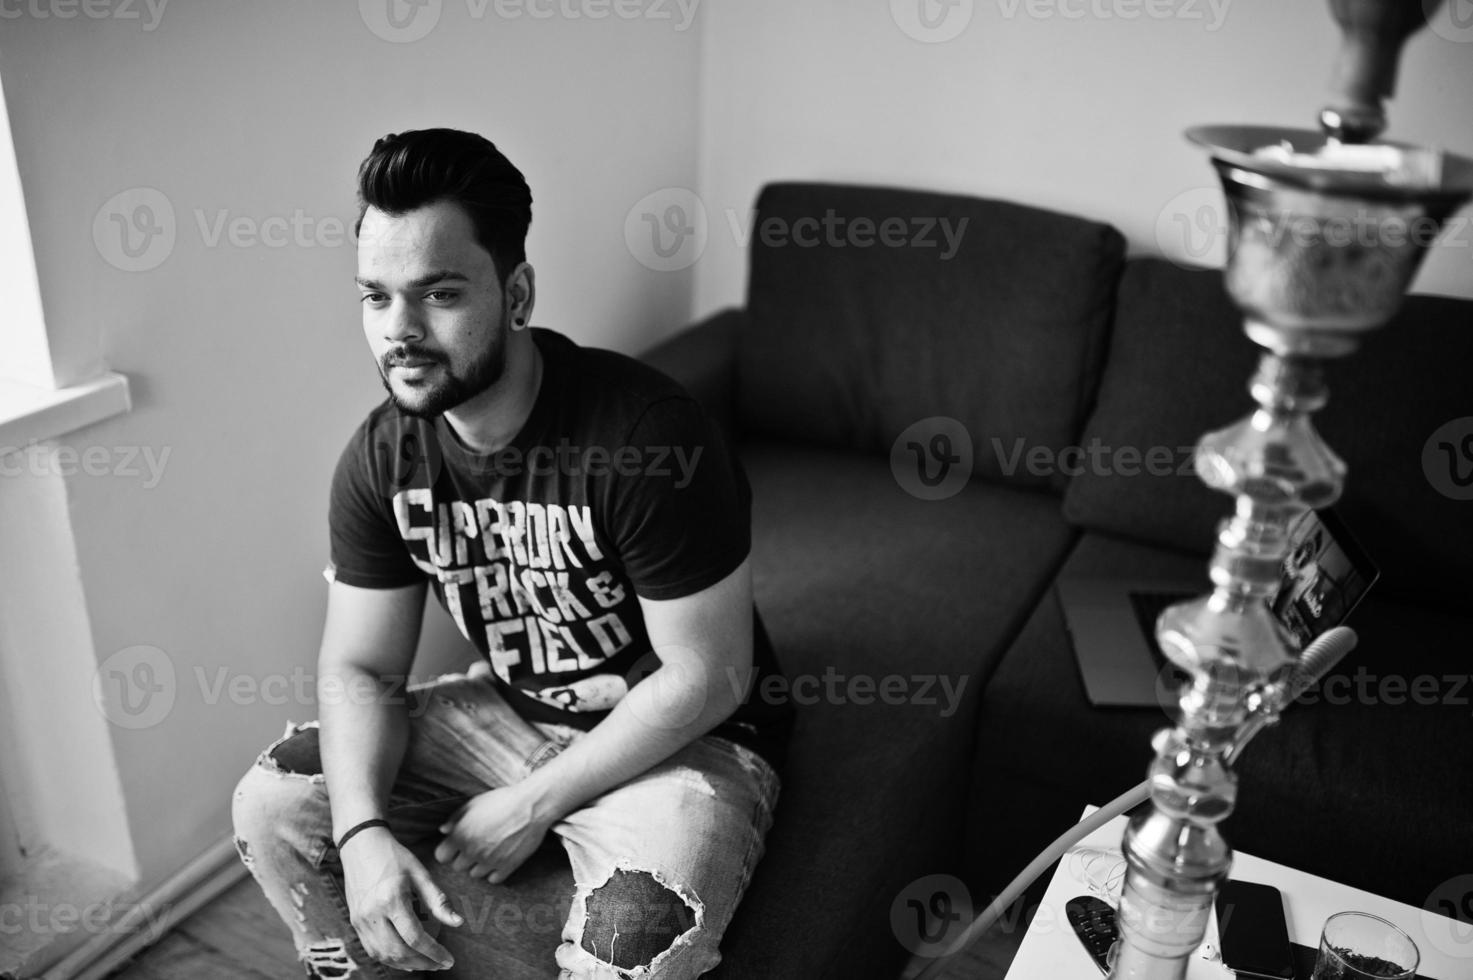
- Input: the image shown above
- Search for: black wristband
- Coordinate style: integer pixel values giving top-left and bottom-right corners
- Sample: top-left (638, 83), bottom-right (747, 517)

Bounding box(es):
top-left (335, 818), bottom-right (390, 851)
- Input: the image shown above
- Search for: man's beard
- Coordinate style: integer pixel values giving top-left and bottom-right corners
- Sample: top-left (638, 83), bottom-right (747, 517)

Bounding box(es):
top-left (379, 328), bottom-right (508, 418)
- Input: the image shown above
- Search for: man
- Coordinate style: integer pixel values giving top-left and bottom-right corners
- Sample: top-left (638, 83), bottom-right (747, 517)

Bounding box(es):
top-left (232, 128), bottom-right (792, 980)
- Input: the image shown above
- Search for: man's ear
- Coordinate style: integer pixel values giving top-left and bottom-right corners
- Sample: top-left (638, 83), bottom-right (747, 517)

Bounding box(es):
top-left (506, 262), bottom-right (536, 328)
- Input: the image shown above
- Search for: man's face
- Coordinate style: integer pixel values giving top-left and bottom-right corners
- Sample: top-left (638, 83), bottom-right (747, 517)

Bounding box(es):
top-left (356, 200), bottom-right (510, 417)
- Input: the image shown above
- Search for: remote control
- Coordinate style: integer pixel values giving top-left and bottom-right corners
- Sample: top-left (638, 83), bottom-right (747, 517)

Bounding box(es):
top-left (1066, 895), bottom-right (1119, 975)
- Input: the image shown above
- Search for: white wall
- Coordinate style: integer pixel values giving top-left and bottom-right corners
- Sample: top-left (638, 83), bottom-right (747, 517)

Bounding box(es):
top-left (0, 0), bottom-right (701, 885)
top-left (693, 0), bottom-right (1473, 317)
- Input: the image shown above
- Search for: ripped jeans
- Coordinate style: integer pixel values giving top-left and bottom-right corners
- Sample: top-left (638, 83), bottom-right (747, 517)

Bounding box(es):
top-left (230, 663), bottom-right (781, 979)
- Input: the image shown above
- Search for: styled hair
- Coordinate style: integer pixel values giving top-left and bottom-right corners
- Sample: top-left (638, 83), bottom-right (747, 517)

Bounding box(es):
top-left (355, 129), bottom-right (532, 284)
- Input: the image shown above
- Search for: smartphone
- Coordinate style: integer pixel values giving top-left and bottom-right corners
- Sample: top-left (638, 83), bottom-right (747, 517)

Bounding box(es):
top-left (1215, 879), bottom-right (1295, 980)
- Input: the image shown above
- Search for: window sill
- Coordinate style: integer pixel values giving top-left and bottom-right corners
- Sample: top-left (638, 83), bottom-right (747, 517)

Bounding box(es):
top-left (0, 372), bottom-right (131, 449)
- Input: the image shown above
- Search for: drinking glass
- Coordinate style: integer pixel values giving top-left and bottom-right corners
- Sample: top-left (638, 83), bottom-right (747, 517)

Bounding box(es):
top-left (1311, 911), bottom-right (1420, 980)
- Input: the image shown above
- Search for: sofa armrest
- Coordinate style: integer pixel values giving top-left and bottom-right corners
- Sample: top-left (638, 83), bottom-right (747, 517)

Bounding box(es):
top-left (639, 307), bottom-right (743, 439)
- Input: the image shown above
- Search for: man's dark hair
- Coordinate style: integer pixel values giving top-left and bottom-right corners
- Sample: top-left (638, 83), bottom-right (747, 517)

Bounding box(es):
top-left (355, 129), bottom-right (532, 284)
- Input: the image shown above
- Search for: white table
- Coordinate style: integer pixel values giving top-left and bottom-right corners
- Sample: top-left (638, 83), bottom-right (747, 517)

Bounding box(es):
top-left (1002, 809), bottom-right (1471, 979)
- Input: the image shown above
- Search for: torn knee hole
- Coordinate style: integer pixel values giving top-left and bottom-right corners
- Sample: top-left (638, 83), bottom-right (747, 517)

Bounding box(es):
top-left (579, 868), bottom-right (699, 972)
top-left (262, 723), bottom-right (324, 777)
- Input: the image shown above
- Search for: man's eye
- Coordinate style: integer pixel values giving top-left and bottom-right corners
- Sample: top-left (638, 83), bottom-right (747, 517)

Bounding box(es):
top-left (425, 290), bottom-right (457, 303)
top-left (359, 293), bottom-right (387, 305)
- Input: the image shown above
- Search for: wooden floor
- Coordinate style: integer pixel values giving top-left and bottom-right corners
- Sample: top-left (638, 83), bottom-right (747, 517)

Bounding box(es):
top-left (106, 878), bottom-right (300, 980)
top-left (104, 876), bottom-right (1023, 980)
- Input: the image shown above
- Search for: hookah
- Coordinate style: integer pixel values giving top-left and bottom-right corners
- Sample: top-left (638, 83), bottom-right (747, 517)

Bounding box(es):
top-left (1112, 1), bottom-right (1471, 974)
top-left (915, 3), bottom-right (1473, 977)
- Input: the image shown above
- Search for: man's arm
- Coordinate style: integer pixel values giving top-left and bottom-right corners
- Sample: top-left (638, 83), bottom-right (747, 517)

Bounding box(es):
top-left (432, 558), bottom-right (754, 882)
top-left (317, 579), bottom-right (464, 972)
top-left (317, 579), bottom-right (425, 839)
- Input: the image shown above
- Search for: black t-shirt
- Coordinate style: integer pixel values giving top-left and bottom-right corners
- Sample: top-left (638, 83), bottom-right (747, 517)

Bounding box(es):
top-left (327, 328), bottom-right (793, 769)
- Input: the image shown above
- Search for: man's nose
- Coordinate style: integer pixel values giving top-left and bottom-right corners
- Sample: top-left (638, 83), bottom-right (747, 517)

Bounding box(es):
top-left (382, 298), bottom-right (425, 344)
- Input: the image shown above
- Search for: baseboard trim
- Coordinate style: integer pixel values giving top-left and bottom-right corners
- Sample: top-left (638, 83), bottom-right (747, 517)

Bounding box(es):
top-left (32, 836), bottom-right (248, 980)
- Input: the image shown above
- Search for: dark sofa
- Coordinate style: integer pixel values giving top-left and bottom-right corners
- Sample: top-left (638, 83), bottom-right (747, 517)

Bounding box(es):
top-left (423, 181), bottom-right (1472, 979)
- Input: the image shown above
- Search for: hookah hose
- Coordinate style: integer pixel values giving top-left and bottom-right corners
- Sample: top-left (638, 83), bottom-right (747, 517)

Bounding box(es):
top-left (912, 626), bottom-right (1358, 980)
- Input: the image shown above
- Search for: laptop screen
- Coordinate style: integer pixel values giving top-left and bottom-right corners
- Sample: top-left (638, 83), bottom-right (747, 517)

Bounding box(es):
top-left (1129, 508), bottom-right (1379, 664)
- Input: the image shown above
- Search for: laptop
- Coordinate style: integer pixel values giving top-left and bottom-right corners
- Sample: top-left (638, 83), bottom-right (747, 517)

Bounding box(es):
top-left (1059, 509), bottom-right (1379, 708)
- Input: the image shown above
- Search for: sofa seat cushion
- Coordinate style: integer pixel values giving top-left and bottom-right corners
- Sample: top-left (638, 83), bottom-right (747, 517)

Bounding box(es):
top-left (727, 439), bottom-right (1081, 974)
top-left (738, 182), bottom-right (1125, 491)
top-left (966, 531), bottom-right (1473, 912)
top-left (1062, 257), bottom-right (1473, 607)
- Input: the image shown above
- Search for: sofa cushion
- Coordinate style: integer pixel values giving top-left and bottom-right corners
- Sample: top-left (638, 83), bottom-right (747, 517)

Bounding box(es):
top-left (735, 439), bottom-right (1081, 973)
top-left (966, 531), bottom-right (1473, 912)
top-left (737, 182), bottom-right (1125, 491)
top-left (1062, 258), bottom-right (1473, 607)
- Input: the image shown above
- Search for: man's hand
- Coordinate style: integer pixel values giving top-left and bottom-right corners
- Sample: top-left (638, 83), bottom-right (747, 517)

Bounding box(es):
top-left (341, 828), bottom-right (464, 973)
top-left (433, 782), bottom-right (555, 884)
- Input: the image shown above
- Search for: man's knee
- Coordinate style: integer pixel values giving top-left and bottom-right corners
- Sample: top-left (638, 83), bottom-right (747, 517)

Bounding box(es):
top-left (231, 723), bottom-right (326, 846)
top-left (577, 868), bottom-right (703, 975)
